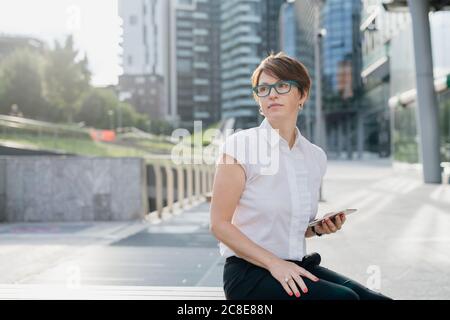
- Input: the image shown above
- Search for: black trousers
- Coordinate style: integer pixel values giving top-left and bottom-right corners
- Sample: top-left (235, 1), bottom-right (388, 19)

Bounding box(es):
top-left (223, 254), bottom-right (393, 300)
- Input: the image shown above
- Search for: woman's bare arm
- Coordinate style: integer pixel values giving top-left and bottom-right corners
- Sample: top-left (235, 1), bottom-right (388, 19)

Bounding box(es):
top-left (209, 153), bottom-right (280, 270)
top-left (210, 154), bottom-right (321, 296)
top-left (305, 227), bottom-right (316, 238)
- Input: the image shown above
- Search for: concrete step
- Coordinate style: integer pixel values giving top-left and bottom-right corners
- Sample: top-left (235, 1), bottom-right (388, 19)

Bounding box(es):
top-left (0, 284), bottom-right (225, 300)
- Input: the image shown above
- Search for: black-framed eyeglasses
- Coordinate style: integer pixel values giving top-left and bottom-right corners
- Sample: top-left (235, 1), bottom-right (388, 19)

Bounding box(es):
top-left (252, 80), bottom-right (299, 98)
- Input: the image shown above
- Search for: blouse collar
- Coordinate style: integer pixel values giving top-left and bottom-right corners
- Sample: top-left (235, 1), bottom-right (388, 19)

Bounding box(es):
top-left (259, 118), bottom-right (302, 149)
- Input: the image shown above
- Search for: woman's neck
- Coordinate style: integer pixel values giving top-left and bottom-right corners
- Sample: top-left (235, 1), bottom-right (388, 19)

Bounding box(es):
top-left (268, 118), bottom-right (297, 149)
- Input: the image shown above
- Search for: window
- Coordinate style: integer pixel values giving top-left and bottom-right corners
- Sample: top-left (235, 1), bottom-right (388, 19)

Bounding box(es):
top-left (129, 15), bottom-right (137, 25)
top-left (127, 55), bottom-right (133, 66)
top-left (143, 25), bottom-right (147, 45)
top-left (178, 59), bottom-right (192, 73)
top-left (135, 77), bottom-right (145, 84)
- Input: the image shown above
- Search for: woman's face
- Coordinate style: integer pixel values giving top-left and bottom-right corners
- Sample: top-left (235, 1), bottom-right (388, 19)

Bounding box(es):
top-left (257, 71), bottom-right (307, 121)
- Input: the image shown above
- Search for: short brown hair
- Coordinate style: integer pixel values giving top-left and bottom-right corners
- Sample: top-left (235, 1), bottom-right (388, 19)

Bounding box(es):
top-left (251, 52), bottom-right (311, 100)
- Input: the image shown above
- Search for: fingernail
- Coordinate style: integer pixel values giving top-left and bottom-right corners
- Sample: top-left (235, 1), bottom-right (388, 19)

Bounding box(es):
top-left (295, 292), bottom-right (300, 298)
top-left (303, 288), bottom-right (308, 294)
top-left (315, 278), bottom-right (319, 282)
top-left (289, 292), bottom-right (293, 296)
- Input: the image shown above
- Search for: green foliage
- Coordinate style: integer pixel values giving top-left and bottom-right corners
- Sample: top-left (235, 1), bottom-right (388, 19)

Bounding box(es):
top-left (75, 88), bottom-right (118, 129)
top-left (0, 35), bottom-right (150, 131)
top-left (44, 35), bottom-right (91, 122)
top-left (148, 119), bottom-right (174, 135)
top-left (75, 87), bottom-right (148, 130)
top-left (0, 48), bottom-right (47, 119)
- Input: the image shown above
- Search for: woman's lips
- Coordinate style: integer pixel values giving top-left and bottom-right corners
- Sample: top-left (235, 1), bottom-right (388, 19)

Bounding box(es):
top-left (268, 104), bottom-right (283, 109)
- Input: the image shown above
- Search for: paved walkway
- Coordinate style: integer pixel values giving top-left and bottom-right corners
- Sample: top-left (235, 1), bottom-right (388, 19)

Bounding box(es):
top-left (0, 159), bottom-right (449, 299)
top-left (311, 160), bottom-right (450, 300)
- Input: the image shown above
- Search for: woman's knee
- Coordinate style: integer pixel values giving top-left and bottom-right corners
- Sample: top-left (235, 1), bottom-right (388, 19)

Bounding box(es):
top-left (329, 286), bottom-right (360, 300)
top-left (340, 281), bottom-right (393, 300)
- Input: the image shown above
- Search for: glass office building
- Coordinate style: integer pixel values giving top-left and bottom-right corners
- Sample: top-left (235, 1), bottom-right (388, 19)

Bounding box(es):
top-left (388, 11), bottom-right (450, 163)
top-left (173, 0), bottom-right (222, 130)
top-left (321, 0), bottom-right (363, 158)
top-left (361, 0), bottom-right (450, 163)
top-left (280, 0), bottom-right (316, 140)
top-left (220, 0), bottom-right (285, 129)
top-left (119, 0), bottom-right (221, 130)
top-left (360, 0), bottom-right (410, 157)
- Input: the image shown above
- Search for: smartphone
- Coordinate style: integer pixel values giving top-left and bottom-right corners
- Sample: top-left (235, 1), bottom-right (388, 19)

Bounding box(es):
top-left (308, 209), bottom-right (357, 227)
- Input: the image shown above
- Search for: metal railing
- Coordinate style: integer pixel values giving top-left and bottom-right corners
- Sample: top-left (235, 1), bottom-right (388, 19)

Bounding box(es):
top-left (145, 153), bottom-right (217, 219)
top-left (0, 114), bottom-right (176, 157)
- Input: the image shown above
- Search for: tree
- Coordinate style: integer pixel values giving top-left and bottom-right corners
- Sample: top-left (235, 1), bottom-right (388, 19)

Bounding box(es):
top-left (149, 119), bottom-right (174, 135)
top-left (76, 88), bottom-right (118, 129)
top-left (75, 87), bottom-right (149, 130)
top-left (44, 35), bottom-right (91, 122)
top-left (0, 48), bottom-right (47, 118)
top-left (117, 101), bottom-right (149, 130)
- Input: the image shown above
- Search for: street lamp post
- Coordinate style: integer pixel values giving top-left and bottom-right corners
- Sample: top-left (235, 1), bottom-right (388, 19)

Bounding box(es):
top-left (108, 110), bottom-right (114, 131)
top-left (117, 106), bottom-right (123, 132)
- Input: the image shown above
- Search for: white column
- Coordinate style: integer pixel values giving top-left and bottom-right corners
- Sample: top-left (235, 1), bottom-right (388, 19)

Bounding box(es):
top-left (407, 0), bottom-right (441, 183)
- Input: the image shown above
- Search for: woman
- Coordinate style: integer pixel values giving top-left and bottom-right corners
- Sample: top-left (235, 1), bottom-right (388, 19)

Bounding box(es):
top-left (210, 52), bottom-right (392, 300)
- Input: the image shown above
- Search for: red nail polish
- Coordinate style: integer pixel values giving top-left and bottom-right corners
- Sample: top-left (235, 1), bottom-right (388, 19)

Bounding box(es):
top-left (303, 288), bottom-right (308, 293)
top-left (296, 293), bottom-right (300, 298)
top-left (289, 292), bottom-right (293, 296)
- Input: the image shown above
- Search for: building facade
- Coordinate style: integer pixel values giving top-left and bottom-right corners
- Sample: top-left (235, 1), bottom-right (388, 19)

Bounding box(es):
top-left (320, 0), bottom-right (363, 158)
top-left (361, 0), bottom-right (450, 163)
top-left (118, 0), bottom-right (221, 131)
top-left (360, 0), bottom-right (410, 158)
top-left (220, 0), bottom-right (285, 129)
top-left (118, 0), bottom-right (172, 123)
top-left (387, 9), bottom-right (450, 163)
top-left (173, 0), bottom-right (221, 131)
top-left (279, 0), bottom-right (316, 140)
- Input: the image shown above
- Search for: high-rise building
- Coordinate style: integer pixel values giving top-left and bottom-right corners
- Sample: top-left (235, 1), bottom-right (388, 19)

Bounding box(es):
top-left (220, 0), bottom-right (285, 128)
top-left (118, 0), bottom-right (173, 123)
top-left (119, 0), bottom-right (221, 131)
top-left (320, 0), bottom-right (363, 158)
top-left (362, 0), bottom-right (450, 163)
top-left (322, 0), bottom-right (362, 100)
top-left (173, 0), bottom-right (221, 131)
top-left (360, 0), bottom-right (410, 158)
top-left (281, 0), bottom-right (317, 140)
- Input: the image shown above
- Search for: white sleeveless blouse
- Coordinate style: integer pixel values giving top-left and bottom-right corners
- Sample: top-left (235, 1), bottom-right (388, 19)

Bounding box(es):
top-left (215, 118), bottom-right (327, 261)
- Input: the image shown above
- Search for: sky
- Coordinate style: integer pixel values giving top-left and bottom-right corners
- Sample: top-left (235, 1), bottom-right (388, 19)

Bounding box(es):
top-left (0, 0), bottom-right (122, 86)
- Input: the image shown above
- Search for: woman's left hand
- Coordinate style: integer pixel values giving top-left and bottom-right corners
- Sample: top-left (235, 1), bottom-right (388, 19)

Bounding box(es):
top-left (314, 213), bottom-right (346, 235)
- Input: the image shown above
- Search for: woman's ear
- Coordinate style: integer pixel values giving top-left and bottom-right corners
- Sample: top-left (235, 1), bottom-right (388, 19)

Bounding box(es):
top-left (299, 90), bottom-right (308, 105)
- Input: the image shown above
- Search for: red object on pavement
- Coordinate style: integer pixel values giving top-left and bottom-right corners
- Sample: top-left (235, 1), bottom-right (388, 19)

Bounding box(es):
top-left (89, 129), bottom-right (116, 142)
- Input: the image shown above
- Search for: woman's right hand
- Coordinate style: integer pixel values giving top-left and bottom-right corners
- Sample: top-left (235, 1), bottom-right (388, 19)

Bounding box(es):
top-left (268, 258), bottom-right (320, 298)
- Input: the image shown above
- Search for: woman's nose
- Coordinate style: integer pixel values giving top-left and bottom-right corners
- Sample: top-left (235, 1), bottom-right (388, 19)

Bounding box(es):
top-left (268, 90), bottom-right (279, 99)
top-left (269, 88), bottom-right (278, 98)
